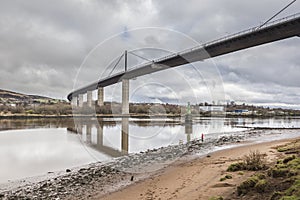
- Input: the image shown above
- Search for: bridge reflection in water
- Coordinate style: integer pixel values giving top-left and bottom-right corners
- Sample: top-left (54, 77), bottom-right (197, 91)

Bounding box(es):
top-left (67, 119), bottom-right (128, 157)
top-left (67, 118), bottom-right (193, 158)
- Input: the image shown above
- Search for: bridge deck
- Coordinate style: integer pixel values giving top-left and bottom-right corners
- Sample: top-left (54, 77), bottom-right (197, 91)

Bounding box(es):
top-left (68, 13), bottom-right (300, 101)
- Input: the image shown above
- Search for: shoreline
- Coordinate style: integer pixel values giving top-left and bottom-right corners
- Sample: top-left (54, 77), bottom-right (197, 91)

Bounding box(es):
top-left (99, 137), bottom-right (300, 200)
top-left (0, 128), bottom-right (299, 199)
top-left (1, 114), bottom-right (300, 120)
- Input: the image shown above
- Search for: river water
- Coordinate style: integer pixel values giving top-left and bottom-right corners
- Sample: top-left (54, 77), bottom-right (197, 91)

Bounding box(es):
top-left (0, 117), bottom-right (299, 183)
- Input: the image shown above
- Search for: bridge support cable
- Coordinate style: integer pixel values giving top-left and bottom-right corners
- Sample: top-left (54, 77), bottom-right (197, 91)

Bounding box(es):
top-left (128, 51), bottom-right (153, 62)
top-left (256, 0), bottom-right (297, 30)
top-left (107, 53), bottom-right (125, 77)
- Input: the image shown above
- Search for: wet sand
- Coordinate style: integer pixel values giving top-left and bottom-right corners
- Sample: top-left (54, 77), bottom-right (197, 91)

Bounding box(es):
top-left (98, 138), bottom-right (298, 200)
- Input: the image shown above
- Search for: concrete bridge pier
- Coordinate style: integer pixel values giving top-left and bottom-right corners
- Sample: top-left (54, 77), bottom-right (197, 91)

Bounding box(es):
top-left (97, 87), bottom-right (104, 106)
top-left (87, 91), bottom-right (93, 107)
top-left (122, 79), bottom-right (129, 115)
top-left (71, 96), bottom-right (78, 107)
top-left (86, 124), bottom-right (92, 143)
top-left (78, 94), bottom-right (83, 107)
top-left (97, 123), bottom-right (103, 146)
top-left (121, 118), bottom-right (129, 154)
top-left (77, 124), bottom-right (83, 135)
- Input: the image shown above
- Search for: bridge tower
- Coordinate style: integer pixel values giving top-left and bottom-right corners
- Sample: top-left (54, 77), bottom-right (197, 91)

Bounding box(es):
top-left (122, 50), bottom-right (130, 115)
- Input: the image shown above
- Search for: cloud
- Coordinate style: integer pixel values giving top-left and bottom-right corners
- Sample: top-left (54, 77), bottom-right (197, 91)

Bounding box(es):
top-left (0, 0), bottom-right (299, 108)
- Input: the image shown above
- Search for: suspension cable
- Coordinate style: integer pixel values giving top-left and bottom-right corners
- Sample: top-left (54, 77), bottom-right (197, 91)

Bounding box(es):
top-left (107, 53), bottom-right (124, 77)
top-left (256, 0), bottom-right (297, 30)
top-left (128, 51), bottom-right (153, 62)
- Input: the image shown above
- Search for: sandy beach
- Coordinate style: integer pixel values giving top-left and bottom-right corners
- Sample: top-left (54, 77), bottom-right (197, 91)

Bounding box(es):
top-left (98, 138), bottom-right (298, 200)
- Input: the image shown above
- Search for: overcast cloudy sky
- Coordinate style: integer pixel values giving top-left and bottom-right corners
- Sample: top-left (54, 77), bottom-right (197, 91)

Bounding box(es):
top-left (0, 0), bottom-right (299, 108)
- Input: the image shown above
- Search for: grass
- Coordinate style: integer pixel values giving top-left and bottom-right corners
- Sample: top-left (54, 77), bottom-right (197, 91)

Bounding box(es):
top-left (283, 155), bottom-right (296, 164)
top-left (227, 162), bottom-right (244, 172)
top-left (277, 140), bottom-right (300, 154)
top-left (219, 174), bottom-right (233, 181)
top-left (237, 174), bottom-right (267, 195)
top-left (238, 171), bottom-right (244, 175)
top-left (227, 140), bottom-right (300, 199)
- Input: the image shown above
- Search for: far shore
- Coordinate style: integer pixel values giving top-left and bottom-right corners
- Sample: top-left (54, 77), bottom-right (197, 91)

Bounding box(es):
top-left (0, 113), bottom-right (299, 120)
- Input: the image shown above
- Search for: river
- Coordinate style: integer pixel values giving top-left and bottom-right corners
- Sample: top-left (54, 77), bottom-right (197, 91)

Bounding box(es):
top-left (0, 117), bottom-right (299, 183)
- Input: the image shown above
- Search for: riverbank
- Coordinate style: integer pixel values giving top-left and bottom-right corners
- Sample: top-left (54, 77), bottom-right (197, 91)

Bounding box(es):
top-left (0, 129), bottom-right (299, 199)
top-left (1, 113), bottom-right (300, 119)
top-left (99, 137), bottom-right (300, 200)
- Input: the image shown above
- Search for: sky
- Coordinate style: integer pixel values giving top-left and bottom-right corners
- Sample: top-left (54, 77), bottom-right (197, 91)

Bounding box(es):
top-left (0, 0), bottom-right (299, 108)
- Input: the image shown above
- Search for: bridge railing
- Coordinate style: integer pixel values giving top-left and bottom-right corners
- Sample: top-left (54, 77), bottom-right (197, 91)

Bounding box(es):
top-left (201, 12), bottom-right (300, 48)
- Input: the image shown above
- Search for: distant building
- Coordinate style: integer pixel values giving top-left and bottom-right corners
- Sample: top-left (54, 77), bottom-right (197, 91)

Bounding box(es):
top-left (233, 109), bottom-right (250, 114)
top-left (200, 105), bottom-right (225, 113)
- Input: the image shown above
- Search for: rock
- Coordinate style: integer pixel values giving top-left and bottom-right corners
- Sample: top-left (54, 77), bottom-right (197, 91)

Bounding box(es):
top-left (66, 169), bottom-right (71, 173)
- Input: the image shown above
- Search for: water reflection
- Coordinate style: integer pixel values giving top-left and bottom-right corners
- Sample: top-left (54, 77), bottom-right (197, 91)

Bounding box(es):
top-left (67, 118), bottom-right (199, 157)
top-left (1, 117), bottom-right (300, 183)
top-left (0, 128), bottom-right (110, 183)
top-left (68, 119), bottom-right (128, 157)
top-left (185, 121), bottom-right (192, 143)
top-left (67, 117), bottom-right (241, 158)
top-left (0, 118), bottom-right (75, 131)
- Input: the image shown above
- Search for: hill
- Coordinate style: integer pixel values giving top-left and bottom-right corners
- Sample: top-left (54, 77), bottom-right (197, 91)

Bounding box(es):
top-left (0, 89), bottom-right (56, 104)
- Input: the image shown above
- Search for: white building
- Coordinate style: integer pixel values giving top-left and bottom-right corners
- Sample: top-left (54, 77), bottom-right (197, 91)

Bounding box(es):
top-left (200, 105), bottom-right (225, 112)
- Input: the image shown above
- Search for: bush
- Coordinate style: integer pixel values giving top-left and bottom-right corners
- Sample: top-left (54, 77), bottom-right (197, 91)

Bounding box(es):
top-left (227, 150), bottom-right (267, 172)
top-left (243, 150), bottom-right (267, 171)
